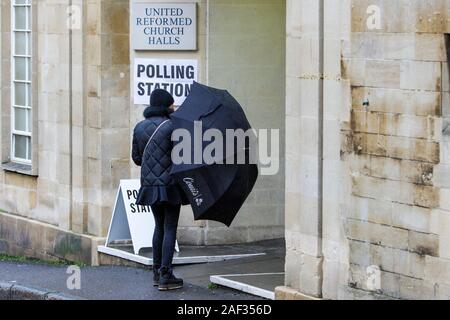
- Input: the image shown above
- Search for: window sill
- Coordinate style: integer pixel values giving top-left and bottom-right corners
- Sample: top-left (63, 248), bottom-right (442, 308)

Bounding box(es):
top-left (2, 162), bottom-right (37, 177)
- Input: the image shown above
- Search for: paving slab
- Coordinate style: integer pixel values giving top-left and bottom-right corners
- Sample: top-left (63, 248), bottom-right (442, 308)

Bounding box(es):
top-left (217, 274), bottom-right (285, 292)
top-left (175, 239), bottom-right (285, 296)
top-left (210, 274), bottom-right (285, 300)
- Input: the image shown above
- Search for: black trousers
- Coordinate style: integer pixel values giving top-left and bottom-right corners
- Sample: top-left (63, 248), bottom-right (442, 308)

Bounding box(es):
top-left (150, 203), bottom-right (181, 269)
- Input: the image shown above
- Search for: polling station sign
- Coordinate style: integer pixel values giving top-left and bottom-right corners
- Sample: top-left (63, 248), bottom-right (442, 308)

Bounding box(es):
top-left (104, 180), bottom-right (179, 255)
top-left (134, 58), bottom-right (198, 106)
top-left (132, 2), bottom-right (197, 50)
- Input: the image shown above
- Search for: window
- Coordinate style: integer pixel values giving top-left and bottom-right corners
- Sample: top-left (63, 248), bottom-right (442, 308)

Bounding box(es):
top-left (11, 0), bottom-right (32, 164)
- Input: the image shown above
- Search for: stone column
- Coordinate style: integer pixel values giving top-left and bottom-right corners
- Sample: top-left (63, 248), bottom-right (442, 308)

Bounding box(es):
top-left (70, 0), bottom-right (87, 234)
top-left (281, 0), bottom-right (353, 301)
top-left (85, 0), bottom-right (131, 237)
top-left (284, 0), bottom-right (325, 298)
top-left (36, 0), bottom-right (72, 228)
top-left (321, 0), bottom-right (351, 300)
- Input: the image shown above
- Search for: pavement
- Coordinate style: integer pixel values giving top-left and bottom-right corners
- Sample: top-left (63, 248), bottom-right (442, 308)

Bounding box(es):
top-left (0, 262), bottom-right (260, 300)
top-left (0, 239), bottom-right (285, 300)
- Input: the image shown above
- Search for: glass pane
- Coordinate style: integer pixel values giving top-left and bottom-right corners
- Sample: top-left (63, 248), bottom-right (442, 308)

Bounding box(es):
top-left (14, 57), bottom-right (27, 81)
top-left (27, 137), bottom-right (31, 160)
top-left (28, 57), bottom-right (31, 78)
top-left (15, 7), bottom-right (27, 30)
top-left (27, 109), bottom-right (32, 132)
top-left (27, 32), bottom-right (31, 55)
top-left (15, 1), bottom-right (28, 5)
top-left (14, 135), bottom-right (28, 160)
top-left (14, 32), bottom-right (27, 55)
top-left (27, 83), bottom-right (31, 106)
top-left (14, 107), bottom-right (27, 132)
top-left (26, 7), bottom-right (31, 30)
top-left (14, 82), bottom-right (26, 106)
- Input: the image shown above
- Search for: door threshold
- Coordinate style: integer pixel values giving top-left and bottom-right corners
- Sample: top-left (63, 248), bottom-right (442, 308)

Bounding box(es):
top-left (98, 245), bottom-right (266, 266)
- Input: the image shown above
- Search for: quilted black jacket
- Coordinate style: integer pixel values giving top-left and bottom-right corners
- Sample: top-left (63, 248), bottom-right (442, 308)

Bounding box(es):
top-left (132, 106), bottom-right (187, 206)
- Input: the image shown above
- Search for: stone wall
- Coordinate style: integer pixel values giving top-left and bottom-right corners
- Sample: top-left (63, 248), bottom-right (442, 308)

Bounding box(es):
top-left (0, 0), bottom-right (130, 236)
top-left (0, 0), bottom-right (131, 264)
top-left (0, 211), bottom-right (103, 265)
top-left (340, 0), bottom-right (450, 300)
top-left (0, 0), bottom-right (286, 265)
top-left (281, 0), bottom-right (450, 300)
top-left (0, 0), bottom-right (72, 227)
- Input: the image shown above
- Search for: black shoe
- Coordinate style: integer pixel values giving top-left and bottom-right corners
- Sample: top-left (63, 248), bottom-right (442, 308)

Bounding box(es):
top-left (153, 265), bottom-right (161, 287)
top-left (158, 267), bottom-right (183, 291)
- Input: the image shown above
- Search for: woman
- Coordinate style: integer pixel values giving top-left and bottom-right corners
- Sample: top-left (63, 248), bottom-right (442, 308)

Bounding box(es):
top-left (132, 89), bottom-right (187, 291)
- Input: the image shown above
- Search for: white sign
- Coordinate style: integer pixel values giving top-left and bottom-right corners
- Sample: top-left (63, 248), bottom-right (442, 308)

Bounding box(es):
top-left (132, 2), bottom-right (197, 51)
top-left (105, 179), bottom-right (179, 255)
top-left (134, 58), bottom-right (198, 106)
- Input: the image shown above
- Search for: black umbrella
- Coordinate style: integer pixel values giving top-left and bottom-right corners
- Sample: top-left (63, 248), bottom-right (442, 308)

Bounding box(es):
top-left (170, 82), bottom-right (258, 227)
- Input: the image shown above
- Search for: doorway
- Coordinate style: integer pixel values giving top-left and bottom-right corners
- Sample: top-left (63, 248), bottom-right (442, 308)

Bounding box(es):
top-left (206, 0), bottom-right (287, 298)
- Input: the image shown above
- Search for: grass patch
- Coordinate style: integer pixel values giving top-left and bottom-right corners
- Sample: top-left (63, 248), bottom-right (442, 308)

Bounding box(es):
top-left (208, 283), bottom-right (219, 290)
top-left (0, 253), bottom-right (87, 267)
top-left (0, 253), bottom-right (29, 264)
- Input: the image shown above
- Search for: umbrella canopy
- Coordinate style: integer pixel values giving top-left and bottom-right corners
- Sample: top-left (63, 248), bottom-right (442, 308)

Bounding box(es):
top-left (170, 82), bottom-right (258, 227)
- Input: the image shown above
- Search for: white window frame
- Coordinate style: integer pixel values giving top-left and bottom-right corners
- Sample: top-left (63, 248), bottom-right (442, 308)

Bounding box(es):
top-left (11, 0), bottom-right (32, 165)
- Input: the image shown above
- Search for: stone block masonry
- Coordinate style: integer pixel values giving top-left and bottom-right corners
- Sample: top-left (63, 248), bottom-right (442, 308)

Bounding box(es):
top-left (280, 0), bottom-right (450, 301)
top-left (0, 211), bottom-right (104, 266)
top-left (338, 0), bottom-right (450, 300)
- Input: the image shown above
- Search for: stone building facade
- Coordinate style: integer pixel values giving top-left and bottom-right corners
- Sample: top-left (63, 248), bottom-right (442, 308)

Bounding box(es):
top-left (0, 0), bottom-right (286, 264)
top-left (1, 0), bottom-right (450, 300)
top-left (279, 0), bottom-right (450, 300)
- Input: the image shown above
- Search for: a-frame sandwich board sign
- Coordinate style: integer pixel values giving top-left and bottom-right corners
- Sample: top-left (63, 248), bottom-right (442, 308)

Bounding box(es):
top-left (105, 179), bottom-right (179, 255)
